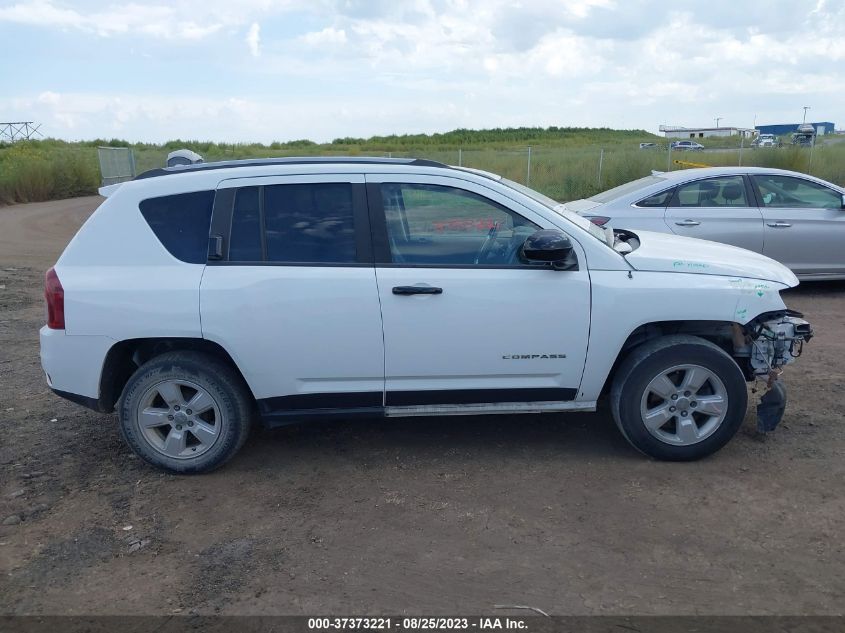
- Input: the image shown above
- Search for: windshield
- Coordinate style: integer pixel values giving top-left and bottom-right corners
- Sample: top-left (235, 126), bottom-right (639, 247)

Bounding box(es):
top-left (501, 177), bottom-right (612, 245)
top-left (589, 175), bottom-right (667, 203)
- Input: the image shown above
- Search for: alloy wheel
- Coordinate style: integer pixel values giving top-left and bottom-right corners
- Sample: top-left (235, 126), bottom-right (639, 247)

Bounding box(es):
top-left (639, 364), bottom-right (729, 446)
top-left (136, 379), bottom-right (223, 459)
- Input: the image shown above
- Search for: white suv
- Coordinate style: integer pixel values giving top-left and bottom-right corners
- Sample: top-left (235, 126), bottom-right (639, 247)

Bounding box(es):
top-left (40, 158), bottom-right (812, 473)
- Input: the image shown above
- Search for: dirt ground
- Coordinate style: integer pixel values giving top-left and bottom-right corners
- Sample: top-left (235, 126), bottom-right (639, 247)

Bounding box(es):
top-left (0, 196), bottom-right (843, 616)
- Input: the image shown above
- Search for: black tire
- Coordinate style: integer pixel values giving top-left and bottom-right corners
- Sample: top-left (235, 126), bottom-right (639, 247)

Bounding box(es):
top-left (118, 351), bottom-right (253, 474)
top-left (610, 335), bottom-right (748, 461)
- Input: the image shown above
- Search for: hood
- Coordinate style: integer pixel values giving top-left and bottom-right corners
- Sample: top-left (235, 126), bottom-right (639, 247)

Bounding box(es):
top-left (623, 230), bottom-right (799, 286)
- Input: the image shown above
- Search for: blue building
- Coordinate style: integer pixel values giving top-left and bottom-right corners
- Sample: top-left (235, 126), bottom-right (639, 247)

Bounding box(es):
top-left (756, 122), bottom-right (835, 136)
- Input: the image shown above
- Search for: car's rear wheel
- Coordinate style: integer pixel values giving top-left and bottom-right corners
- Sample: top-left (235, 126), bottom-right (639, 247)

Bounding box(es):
top-left (610, 335), bottom-right (748, 461)
top-left (118, 352), bottom-right (252, 474)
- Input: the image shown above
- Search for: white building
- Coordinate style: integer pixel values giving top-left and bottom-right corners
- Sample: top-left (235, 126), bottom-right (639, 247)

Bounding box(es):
top-left (659, 125), bottom-right (755, 139)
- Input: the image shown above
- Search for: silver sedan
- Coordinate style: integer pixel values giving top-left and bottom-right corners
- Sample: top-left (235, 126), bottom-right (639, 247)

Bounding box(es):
top-left (565, 166), bottom-right (845, 280)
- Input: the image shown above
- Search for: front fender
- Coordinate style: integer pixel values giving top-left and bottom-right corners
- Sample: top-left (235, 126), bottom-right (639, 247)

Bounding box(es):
top-left (728, 277), bottom-right (792, 325)
top-left (578, 271), bottom-right (791, 402)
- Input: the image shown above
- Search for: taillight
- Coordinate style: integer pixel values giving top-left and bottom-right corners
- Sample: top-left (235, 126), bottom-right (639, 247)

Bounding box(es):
top-left (45, 267), bottom-right (65, 329)
top-left (586, 215), bottom-right (611, 226)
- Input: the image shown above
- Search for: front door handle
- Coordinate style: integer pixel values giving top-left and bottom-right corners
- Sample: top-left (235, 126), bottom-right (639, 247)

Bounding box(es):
top-left (767, 222), bottom-right (792, 228)
top-left (675, 219), bottom-right (701, 226)
top-left (392, 285), bottom-right (443, 296)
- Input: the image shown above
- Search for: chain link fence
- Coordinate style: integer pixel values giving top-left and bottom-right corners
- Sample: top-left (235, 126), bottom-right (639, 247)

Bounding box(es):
top-left (382, 146), bottom-right (664, 201)
top-left (97, 146), bottom-right (136, 186)
top-left (105, 142), bottom-right (839, 203)
top-left (378, 142), bottom-right (836, 202)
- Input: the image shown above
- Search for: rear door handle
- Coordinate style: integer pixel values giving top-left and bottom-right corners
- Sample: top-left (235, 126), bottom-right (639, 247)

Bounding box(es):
top-left (675, 219), bottom-right (701, 226)
top-left (392, 285), bottom-right (443, 295)
top-left (767, 222), bottom-right (792, 228)
top-left (208, 234), bottom-right (223, 260)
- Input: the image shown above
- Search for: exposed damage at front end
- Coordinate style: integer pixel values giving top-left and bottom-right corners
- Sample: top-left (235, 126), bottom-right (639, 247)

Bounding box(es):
top-left (732, 310), bottom-right (814, 432)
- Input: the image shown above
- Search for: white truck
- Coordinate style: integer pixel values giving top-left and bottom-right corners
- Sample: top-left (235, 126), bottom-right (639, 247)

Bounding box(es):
top-left (753, 134), bottom-right (781, 148)
top-left (40, 158), bottom-right (812, 473)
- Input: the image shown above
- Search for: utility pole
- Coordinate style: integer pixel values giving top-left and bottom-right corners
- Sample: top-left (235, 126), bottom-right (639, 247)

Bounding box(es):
top-left (802, 106), bottom-right (811, 123)
top-left (0, 121), bottom-right (42, 142)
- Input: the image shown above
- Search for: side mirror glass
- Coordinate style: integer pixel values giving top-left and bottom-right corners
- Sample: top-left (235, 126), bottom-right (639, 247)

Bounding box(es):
top-left (520, 229), bottom-right (576, 270)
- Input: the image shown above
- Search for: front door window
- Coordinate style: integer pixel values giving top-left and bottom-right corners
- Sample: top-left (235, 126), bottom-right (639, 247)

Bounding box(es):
top-left (380, 183), bottom-right (540, 265)
top-left (752, 175), bottom-right (841, 209)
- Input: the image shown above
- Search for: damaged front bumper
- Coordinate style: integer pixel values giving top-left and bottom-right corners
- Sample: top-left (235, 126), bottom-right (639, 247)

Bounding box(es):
top-left (734, 310), bottom-right (813, 432)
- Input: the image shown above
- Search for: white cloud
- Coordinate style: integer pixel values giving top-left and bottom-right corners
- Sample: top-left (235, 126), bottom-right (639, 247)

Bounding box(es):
top-left (300, 26), bottom-right (347, 46)
top-left (1, 90), bottom-right (487, 143)
top-left (246, 22), bottom-right (261, 57)
top-left (0, 0), bottom-right (83, 28)
top-left (36, 90), bottom-right (61, 105)
top-left (0, 0), bottom-right (244, 40)
top-left (2, 0), bottom-right (844, 141)
top-left (565, 0), bottom-right (615, 19)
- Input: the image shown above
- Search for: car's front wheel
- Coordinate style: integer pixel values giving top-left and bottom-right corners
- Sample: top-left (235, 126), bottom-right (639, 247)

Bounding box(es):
top-left (610, 335), bottom-right (748, 461)
top-left (118, 352), bottom-right (253, 474)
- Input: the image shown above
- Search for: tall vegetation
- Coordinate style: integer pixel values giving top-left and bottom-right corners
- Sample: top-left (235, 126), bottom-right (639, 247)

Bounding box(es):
top-left (1, 127), bottom-right (843, 205)
top-left (0, 141), bottom-right (100, 205)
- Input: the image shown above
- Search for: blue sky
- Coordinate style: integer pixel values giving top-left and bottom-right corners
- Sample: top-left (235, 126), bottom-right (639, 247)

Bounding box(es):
top-left (1, 0), bottom-right (843, 143)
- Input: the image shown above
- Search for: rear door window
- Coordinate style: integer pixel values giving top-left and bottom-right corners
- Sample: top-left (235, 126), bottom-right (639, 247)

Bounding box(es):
top-left (670, 176), bottom-right (748, 208)
top-left (139, 190), bottom-right (215, 264)
top-left (264, 183), bottom-right (355, 263)
top-left (226, 183), bottom-right (357, 264)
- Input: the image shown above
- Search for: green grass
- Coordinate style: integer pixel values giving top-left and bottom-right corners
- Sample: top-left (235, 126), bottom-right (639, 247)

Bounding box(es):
top-left (0, 140), bottom-right (100, 205)
top-left (393, 142), bottom-right (845, 201)
top-left (1, 127), bottom-right (843, 206)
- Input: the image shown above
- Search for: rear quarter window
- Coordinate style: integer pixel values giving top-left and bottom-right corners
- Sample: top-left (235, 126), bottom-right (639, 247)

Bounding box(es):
top-left (635, 188), bottom-right (675, 208)
top-left (139, 190), bottom-right (215, 264)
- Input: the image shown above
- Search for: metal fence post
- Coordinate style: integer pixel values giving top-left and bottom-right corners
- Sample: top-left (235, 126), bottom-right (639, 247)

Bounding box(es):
top-left (526, 145), bottom-right (532, 186)
top-left (598, 148), bottom-right (604, 186)
top-left (808, 136), bottom-right (815, 174)
top-left (667, 143), bottom-right (672, 171)
top-left (739, 136), bottom-right (744, 166)
top-left (458, 147), bottom-right (462, 166)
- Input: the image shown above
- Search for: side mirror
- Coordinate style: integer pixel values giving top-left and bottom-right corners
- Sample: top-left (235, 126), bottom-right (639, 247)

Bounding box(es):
top-left (841, 193), bottom-right (845, 209)
top-left (520, 229), bottom-right (576, 270)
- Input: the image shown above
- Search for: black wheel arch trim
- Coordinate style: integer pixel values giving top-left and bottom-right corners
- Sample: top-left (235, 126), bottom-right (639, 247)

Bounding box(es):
top-left (50, 388), bottom-right (103, 413)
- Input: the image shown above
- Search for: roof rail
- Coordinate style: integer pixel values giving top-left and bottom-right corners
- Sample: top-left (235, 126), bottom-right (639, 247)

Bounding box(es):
top-left (133, 156), bottom-right (449, 180)
top-left (449, 165), bottom-right (502, 181)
